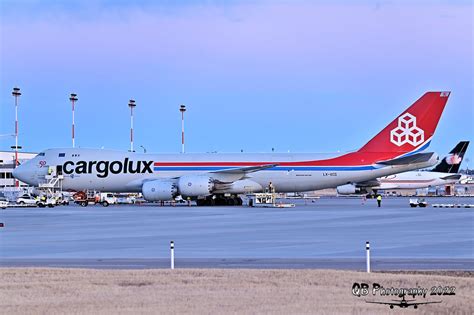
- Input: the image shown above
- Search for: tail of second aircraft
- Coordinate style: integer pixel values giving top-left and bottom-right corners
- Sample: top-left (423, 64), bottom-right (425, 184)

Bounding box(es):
top-left (430, 141), bottom-right (469, 173)
top-left (357, 92), bottom-right (450, 161)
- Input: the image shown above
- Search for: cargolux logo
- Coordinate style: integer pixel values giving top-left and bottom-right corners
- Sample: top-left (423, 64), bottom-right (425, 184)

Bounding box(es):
top-left (62, 158), bottom-right (153, 178)
top-left (390, 113), bottom-right (424, 147)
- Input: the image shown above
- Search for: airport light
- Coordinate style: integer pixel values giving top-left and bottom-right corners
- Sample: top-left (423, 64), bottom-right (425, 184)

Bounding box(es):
top-left (12, 87), bottom-right (21, 187)
top-left (69, 93), bottom-right (78, 148)
top-left (128, 99), bottom-right (136, 152)
top-left (180, 105), bottom-right (186, 153)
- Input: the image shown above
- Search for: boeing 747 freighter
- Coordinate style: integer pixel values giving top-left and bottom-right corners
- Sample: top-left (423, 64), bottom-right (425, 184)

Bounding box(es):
top-left (13, 92), bottom-right (450, 205)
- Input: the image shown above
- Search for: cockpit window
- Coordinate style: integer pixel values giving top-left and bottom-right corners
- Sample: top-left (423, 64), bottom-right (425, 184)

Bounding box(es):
top-left (37, 152), bottom-right (45, 157)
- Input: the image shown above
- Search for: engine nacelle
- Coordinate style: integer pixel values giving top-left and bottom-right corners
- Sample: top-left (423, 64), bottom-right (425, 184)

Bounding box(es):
top-left (142, 180), bottom-right (178, 201)
top-left (336, 183), bottom-right (361, 195)
top-left (178, 175), bottom-right (214, 197)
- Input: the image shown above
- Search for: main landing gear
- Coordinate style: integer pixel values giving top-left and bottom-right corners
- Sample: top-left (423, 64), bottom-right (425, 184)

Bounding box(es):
top-left (196, 195), bottom-right (243, 206)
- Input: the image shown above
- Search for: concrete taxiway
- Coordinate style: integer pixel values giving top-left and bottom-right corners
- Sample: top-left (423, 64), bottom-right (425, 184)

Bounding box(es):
top-left (0, 197), bottom-right (473, 269)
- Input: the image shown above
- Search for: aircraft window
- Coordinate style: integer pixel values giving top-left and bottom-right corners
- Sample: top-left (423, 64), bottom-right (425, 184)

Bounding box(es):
top-left (37, 152), bottom-right (45, 157)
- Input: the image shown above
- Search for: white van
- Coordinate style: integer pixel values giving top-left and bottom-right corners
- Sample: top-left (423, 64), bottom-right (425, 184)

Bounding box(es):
top-left (99, 193), bottom-right (117, 207)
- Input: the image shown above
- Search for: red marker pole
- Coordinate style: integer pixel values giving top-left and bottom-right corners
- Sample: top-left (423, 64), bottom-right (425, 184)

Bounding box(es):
top-left (69, 93), bottom-right (78, 148)
top-left (12, 87), bottom-right (21, 187)
top-left (180, 105), bottom-right (186, 153)
top-left (128, 100), bottom-right (136, 152)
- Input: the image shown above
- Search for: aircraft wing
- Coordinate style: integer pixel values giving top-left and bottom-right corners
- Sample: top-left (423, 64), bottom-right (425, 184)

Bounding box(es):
top-left (211, 164), bottom-right (277, 174)
top-left (440, 174), bottom-right (462, 181)
top-left (354, 179), bottom-right (381, 188)
top-left (408, 301), bottom-right (442, 306)
top-left (352, 179), bottom-right (404, 191)
top-left (210, 164), bottom-right (278, 183)
top-left (376, 152), bottom-right (436, 166)
top-left (365, 301), bottom-right (396, 305)
top-left (125, 164), bottom-right (277, 190)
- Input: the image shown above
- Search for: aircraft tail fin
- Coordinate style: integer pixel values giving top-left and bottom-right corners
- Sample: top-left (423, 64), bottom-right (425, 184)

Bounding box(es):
top-left (431, 141), bottom-right (469, 173)
top-left (357, 92), bottom-right (450, 159)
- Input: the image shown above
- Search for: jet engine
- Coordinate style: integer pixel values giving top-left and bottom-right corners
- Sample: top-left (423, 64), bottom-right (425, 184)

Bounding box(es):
top-left (336, 183), bottom-right (361, 195)
top-left (142, 180), bottom-right (178, 201)
top-left (178, 175), bottom-right (214, 197)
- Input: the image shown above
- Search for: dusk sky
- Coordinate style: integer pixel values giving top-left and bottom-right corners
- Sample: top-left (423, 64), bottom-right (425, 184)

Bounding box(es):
top-left (0, 1), bottom-right (472, 164)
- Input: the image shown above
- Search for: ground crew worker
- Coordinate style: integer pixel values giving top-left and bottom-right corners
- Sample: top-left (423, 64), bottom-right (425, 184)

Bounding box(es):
top-left (268, 182), bottom-right (274, 193)
top-left (376, 194), bottom-right (382, 207)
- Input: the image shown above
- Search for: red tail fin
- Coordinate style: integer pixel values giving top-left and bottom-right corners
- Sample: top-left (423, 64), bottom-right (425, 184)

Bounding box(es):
top-left (358, 92), bottom-right (450, 155)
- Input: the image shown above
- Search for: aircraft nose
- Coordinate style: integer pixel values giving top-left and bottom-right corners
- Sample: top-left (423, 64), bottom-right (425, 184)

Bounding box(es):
top-left (12, 163), bottom-right (34, 184)
top-left (12, 165), bottom-right (26, 182)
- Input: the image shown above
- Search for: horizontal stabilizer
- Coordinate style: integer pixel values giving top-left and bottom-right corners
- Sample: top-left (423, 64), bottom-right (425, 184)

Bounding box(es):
top-left (377, 152), bottom-right (436, 166)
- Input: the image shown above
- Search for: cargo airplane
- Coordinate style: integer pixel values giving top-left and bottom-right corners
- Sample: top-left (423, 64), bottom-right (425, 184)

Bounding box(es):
top-left (337, 140), bottom-right (470, 195)
top-left (14, 92), bottom-right (450, 206)
top-left (366, 295), bottom-right (442, 309)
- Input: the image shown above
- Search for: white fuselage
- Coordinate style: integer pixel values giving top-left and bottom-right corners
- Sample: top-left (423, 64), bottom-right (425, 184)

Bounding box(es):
top-left (15, 148), bottom-right (438, 194)
top-left (377, 171), bottom-right (461, 190)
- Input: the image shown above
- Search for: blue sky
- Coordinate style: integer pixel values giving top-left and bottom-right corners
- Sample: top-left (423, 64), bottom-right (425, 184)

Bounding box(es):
top-left (0, 1), bottom-right (472, 163)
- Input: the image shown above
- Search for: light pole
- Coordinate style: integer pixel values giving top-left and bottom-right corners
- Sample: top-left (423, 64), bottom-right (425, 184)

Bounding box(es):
top-left (180, 105), bottom-right (186, 153)
top-left (69, 93), bottom-right (78, 148)
top-left (128, 99), bottom-right (136, 152)
top-left (12, 87), bottom-right (21, 187)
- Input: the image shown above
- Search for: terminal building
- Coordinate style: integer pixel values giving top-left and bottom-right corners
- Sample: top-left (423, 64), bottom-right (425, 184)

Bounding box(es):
top-left (0, 151), bottom-right (37, 188)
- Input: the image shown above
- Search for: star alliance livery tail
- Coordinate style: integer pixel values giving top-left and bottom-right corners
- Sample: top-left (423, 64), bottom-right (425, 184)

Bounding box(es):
top-left (431, 141), bottom-right (469, 174)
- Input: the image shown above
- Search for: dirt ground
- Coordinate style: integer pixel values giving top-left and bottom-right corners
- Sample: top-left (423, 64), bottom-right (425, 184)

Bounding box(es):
top-left (0, 268), bottom-right (472, 314)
